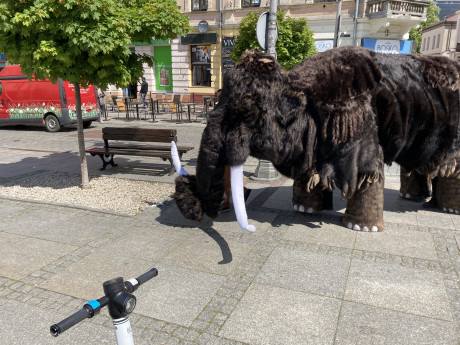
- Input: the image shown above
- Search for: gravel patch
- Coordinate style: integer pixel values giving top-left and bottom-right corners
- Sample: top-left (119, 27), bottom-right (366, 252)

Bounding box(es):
top-left (0, 171), bottom-right (175, 216)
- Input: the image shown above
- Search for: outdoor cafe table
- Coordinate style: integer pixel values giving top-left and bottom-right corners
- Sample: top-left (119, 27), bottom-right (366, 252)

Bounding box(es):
top-left (180, 102), bottom-right (202, 122)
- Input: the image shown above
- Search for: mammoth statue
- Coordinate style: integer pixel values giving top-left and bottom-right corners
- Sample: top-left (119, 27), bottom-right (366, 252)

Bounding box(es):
top-left (172, 46), bottom-right (460, 234)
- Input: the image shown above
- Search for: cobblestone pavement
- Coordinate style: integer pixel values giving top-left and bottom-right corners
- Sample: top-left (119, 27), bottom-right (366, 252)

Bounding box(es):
top-left (0, 111), bottom-right (459, 344)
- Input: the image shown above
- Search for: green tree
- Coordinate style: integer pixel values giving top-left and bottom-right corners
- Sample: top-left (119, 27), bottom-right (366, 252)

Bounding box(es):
top-left (230, 11), bottom-right (317, 70)
top-left (0, 0), bottom-right (190, 188)
top-left (409, 1), bottom-right (440, 53)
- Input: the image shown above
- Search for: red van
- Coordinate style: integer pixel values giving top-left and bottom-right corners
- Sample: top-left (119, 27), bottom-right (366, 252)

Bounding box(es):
top-left (0, 65), bottom-right (100, 132)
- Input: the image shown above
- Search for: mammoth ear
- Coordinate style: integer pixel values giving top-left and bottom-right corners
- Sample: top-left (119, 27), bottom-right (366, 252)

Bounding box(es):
top-left (236, 49), bottom-right (285, 75)
top-left (412, 54), bottom-right (460, 90)
top-left (289, 47), bottom-right (383, 145)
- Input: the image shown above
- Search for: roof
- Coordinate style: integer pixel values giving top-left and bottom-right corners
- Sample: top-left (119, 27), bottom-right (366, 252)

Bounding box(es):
top-left (435, 1), bottom-right (460, 20)
top-left (0, 65), bottom-right (23, 77)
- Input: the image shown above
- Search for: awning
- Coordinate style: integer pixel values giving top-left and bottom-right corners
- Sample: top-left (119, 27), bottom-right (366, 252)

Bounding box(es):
top-left (181, 33), bottom-right (218, 45)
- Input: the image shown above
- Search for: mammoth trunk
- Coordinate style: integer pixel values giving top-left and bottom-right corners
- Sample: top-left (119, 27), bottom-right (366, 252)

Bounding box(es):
top-left (174, 120), bottom-right (226, 221)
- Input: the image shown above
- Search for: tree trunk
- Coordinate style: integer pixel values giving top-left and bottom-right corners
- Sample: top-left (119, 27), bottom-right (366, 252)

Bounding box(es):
top-left (74, 82), bottom-right (90, 189)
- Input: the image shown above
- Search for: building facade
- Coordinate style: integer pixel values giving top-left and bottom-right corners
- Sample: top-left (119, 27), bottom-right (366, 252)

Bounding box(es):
top-left (124, 0), bottom-right (432, 97)
top-left (421, 11), bottom-right (460, 59)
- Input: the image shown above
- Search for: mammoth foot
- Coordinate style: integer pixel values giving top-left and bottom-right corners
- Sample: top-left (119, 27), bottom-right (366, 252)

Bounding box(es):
top-left (342, 174), bottom-right (384, 232)
top-left (292, 178), bottom-right (333, 214)
top-left (435, 175), bottom-right (460, 215)
top-left (343, 219), bottom-right (379, 232)
top-left (399, 167), bottom-right (431, 202)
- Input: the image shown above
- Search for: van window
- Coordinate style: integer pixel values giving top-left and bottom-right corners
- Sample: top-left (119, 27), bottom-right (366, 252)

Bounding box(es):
top-left (0, 82), bottom-right (2, 96)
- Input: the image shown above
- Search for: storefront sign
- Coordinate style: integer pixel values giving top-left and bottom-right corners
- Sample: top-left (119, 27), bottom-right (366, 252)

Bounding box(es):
top-left (222, 36), bottom-right (238, 72)
top-left (315, 40), bottom-right (334, 52)
top-left (181, 33), bottom-right (217, 45)
top-left (362, 39), bottom-right (412, 54)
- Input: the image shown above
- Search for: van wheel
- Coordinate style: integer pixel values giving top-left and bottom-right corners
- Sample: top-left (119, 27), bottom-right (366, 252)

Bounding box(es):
top-left (83, 121), bottom-right (92, 129)
top-left (45, 115), bottom-right (61, 132)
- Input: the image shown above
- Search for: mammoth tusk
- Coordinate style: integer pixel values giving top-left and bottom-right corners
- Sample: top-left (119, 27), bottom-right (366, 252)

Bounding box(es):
top-left (171, 141), bottom-right (189, 176)
top-left (230, 165), bottom-right (256, 234)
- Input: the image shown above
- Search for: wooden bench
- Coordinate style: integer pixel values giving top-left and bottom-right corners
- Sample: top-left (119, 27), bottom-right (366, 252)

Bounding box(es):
top-left (85, 127), bottom-right (194, 174)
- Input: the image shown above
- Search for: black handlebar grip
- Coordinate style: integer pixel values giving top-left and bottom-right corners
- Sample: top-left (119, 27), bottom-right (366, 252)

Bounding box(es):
top-left (136, 268), bottom-right (158, 285)
top-left (50, 305), bottom-right (92, 337)
top-left (125, 268), bottom-right (158, 293)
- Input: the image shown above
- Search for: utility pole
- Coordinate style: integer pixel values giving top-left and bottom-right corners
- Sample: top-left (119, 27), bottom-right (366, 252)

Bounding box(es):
top-left (333, 0), bottom-right (342, 48)
top-left (253, 0), bottom-right (280, 180)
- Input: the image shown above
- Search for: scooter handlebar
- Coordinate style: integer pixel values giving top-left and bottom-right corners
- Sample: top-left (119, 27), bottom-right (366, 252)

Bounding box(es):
top-left (50, 268), bottom-right (158, 337)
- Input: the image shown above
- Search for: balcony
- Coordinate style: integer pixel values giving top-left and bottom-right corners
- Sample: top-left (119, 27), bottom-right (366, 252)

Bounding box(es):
top-left (366, 0), bottom-right (430, 20)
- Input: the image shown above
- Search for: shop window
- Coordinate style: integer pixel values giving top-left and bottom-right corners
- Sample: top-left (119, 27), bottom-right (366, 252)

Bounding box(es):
top-left (192, 0), bottom-right (208, 11)
top-left (242, 0), bottom-right (261, 7)
top-left (191, 45), bottom-right (211, 87)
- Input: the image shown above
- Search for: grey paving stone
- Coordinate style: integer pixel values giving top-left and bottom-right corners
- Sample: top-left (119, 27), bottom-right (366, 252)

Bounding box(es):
top-left (0, 233), bottom-right (77, 280)
top-left (219, 283), bottom-right (341, 345)
top-left (283, 221), bottom-right (357, 249)
top-left (335, 301), bottom-right (457, 345)
top-left (39, 250), bottom-right (154, 301)
top-left (354, 227), bottom-right (438, 261)
top-left (0, 299), bottom-right (149, 345)
top-left (210, 210), bottom-right (278, 236)
top-left (345, 259), bottom-right (452, 321)
top-left (254, 247), bottom-right (351, 298)
top-left (0, 200), bottom-right (30, 217)
top-left (261, 184), bottom-right (293, 211)
top-left (154, 201), bottom-right (213, 228)
top-left (0, 205), bottom-right (84, 235)
top-left (162, 230), bottom-right (253, 276)
top-left (134, 263), bottom-right (225, 327)
top-left (417, 214), bottom-right (456, 230)
top-left (382, 210), bottom-right (419, 226)
top-left (98, 225), bottom-right (196, 262)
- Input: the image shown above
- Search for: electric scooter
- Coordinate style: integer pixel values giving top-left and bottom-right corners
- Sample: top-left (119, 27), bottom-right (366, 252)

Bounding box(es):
top-left (50, 268), bottom-right (158, 345)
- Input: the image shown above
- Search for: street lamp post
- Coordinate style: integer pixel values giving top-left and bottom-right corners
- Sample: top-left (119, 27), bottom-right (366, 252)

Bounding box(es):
top-left (253, 0), bottom-right (280, 180)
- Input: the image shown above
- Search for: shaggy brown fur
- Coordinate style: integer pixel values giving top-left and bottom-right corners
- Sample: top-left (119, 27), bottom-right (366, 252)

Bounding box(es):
top-left (174, 47), bottom-right (460, 231)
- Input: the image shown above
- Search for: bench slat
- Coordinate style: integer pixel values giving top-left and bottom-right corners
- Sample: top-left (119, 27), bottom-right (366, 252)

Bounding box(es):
top-left (108, 144), bottom-right (193, 153)
top-left (103, 133), bottom-right (175, 143)
top-left (87, 148), bottom-right (172, 158)
top-left (102, 127), bottom-right (176, 136)
top-left (86, 144), bottom-right (193, 154)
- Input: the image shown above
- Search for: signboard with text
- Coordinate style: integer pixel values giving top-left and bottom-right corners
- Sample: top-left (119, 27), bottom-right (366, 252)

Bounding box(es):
top-left (362, 39), bottom-right (412, 54)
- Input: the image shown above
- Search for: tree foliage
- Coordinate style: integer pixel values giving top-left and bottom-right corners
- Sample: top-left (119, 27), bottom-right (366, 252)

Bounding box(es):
top-left (230, 11), bottom-right (317, 70)
top-left (409, 1), bottom-right (440, 53)
top-left (0, 0), bottom-right (190, 188)
top-left (0, 0), bottom-right (191, 89)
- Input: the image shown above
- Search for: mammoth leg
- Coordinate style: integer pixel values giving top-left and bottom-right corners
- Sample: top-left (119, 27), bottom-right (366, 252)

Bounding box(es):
top-left (399, 166), bottom-right (431, 202)
top-left (342, 174), bottom-right (384, 232)
top-left (435, 175), bottom-right (460, 214)
top-left (292, 174), bottom-right (333, 213)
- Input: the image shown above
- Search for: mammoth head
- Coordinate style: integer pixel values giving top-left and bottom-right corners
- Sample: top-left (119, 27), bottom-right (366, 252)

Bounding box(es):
top-left (172, 50), bottom-right (314, 234)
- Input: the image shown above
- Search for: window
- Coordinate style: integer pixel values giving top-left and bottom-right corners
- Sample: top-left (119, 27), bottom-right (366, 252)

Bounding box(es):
top-left (427, 37), bottom-right (430, 50)
top-left (192, 0), bottom-right (207, 11)
top-left (191, 45), bottom-right (211, 87)
top-left (0, 82), bottom-right (2, 96)
top-left (437, 34), bottom-right (440, 48)
top-left (432, 35), bottom-right (436, 49)
top-left (242, 0), bottom-right (261, 7)
top-left (422, 38), bottom-right (426, 51)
